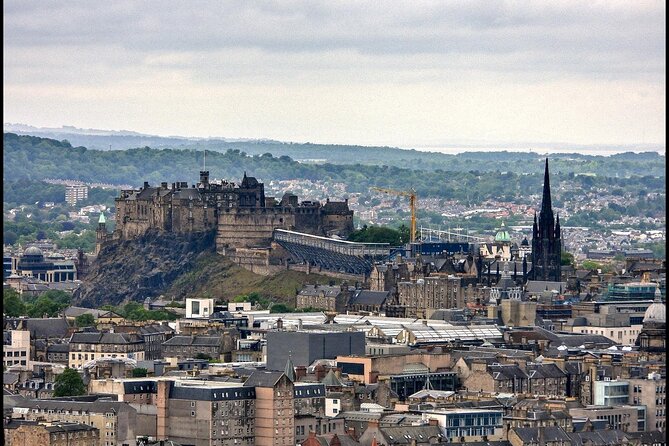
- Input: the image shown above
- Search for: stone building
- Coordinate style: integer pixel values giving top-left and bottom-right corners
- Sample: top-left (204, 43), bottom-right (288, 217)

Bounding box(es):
top-left (4, 419), bottom-right (99, 446)
top-left (6, 398), bottom-right (138, 446)
top-left (368, 261), bottom-right (411, 292)
top-left (462, 361), bottom-right (529, 394)
top-left (346, 290), bottom-right (391, 314)
top-left (111, 172), bottom-right (354, 271)
top-left (88, 375), bottom-right (326, 446)
top-left (526, 363), bottom-right (568, 397)
top-left (635, 288), bottom-right (666, 355)
top-left (9, 246), bottom-right (77, 283)
top-left (68, 332), bottom-right (145, 369)
top-left (296, 284), bottom-right (351, 312)
top-left (392, 275), bottom-right (463, 318)
top-left (161, 334), bottom-right (235, 361)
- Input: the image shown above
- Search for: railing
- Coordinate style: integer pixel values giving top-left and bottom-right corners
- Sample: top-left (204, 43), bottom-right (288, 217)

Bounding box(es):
top-left (273, 229), bottom-right (391, 258)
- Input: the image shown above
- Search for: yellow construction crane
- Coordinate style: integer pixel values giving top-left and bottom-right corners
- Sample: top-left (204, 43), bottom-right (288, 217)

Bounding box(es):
top-left (370, 187), bottom-right (417, 243)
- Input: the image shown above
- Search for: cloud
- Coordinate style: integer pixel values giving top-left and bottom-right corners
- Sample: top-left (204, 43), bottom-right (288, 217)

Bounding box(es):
top-left (2, 0), bottom-right (665, 146)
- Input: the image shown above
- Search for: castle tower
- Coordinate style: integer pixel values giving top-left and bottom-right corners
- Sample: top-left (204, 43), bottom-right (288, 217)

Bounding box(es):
top-left (95, 212), bottom-right (108, 255)
top-left (530, 159), bottom-right (562, 281)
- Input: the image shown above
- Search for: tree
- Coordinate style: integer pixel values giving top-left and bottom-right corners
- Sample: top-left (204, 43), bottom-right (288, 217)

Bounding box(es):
top-left (132, 367), bottom-right (148, 378)
top-left (269, 303), bottom-right (291, 313)
top-left (3, 289), bottom-right (26, 317)
top-left (53, 368), bottom-right (86, 397)
top-left (75, 314), bottom-right (95, 328)
top-left (560, 251), bottom-right (575, 267)
top-left (195, 352), bottom-right (212, 360)
top-left (26, 295), bottom-right (66, 318)
top-left (581, 260), bottom-right (601, 271)
top-left (3, 230), bottom-right (18, 246)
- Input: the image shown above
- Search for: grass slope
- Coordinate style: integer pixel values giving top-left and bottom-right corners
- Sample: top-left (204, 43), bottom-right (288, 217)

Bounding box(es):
top-left (164, 252), bottom-right (346, 307)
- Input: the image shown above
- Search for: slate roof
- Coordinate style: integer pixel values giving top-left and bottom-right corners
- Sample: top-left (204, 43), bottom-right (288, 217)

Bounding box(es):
top-left (379, 425), bottom-right (444, 445)
top-left (321, 369), bottom-right (345, 387)
top-left (489, 364), bottom-right (528, 381)
top-left (569, 430), bottom-right (629, 446)
top-left (70, 332), bottom-right (142, 344)
top-left (5, 318), bottom-right (70, 339)
top-left (299, 285), bottom-right (342, 297)
top-left (349, 290), bottom-right (390, 306)
top-left (243, 370), bottom-right (286, 388)
top-left (47, 343), bottom-right (70, 353)
top-left (512, 426), bottom-right (571, 443)
top-left (525, 280), bottom-right (567, 293)
top-left (162, 335), bottom-right (221, 346)
top-left (138, 324), bottom-right (174, 335)
top-left (3, 372), bottom-right (19, 385)
top-left (9, 397), bottom-right (134, 414)
top-left (526, 363), bottom-right (566, 379)
top-left (64, 306), bottom-right (116, 318)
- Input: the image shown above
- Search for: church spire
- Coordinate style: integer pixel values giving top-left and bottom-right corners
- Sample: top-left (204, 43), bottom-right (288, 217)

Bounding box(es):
top-left (540, 158), bottom-right (553, 221)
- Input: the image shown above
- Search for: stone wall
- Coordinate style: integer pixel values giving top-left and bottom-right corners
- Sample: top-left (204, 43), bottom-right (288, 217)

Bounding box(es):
top-left (216, 208), bottom-right (295, 253)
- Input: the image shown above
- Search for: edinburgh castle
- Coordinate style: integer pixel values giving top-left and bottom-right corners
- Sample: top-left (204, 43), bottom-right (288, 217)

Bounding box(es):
top-left (100, 171), bottom-right (354, 273)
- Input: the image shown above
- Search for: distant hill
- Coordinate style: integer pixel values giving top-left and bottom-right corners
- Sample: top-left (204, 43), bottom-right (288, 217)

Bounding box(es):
top-left (3, 132), bottom-right (665, 203)
top-left (5, 124), bottom-right (664, 173)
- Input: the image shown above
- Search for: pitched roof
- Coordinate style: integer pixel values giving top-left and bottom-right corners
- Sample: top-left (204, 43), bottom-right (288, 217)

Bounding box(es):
top-left (19, 318), bottom-right (70, 339)
top-left (299, 284), bottom-right (342, 297)
top-left (322, 370), bottom-right (344, 387)
top-left (378, 425), bottom-right (444, 445)
top-left (489, 364), bottom-right (528, 380)
top-left (162, 335), bottom-right (221, 346)
top-left (512, 426), bottom-right (571, 443)
top-left (349, 291), bottom-right (390, 306)
top-left (526, 363), bottom-right (566, 379)
top-left (243, 370), bottom-right (287, 388)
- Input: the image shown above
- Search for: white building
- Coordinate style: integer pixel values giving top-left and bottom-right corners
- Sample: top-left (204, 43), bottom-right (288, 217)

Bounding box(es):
top-left (186, 298), bottom-right (215, 319)
top-left (3, 330), bottom-right (31, 369)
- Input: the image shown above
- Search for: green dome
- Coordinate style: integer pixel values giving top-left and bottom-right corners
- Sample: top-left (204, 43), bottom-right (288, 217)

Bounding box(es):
top-left (494, 222), bottom-right (511, 243)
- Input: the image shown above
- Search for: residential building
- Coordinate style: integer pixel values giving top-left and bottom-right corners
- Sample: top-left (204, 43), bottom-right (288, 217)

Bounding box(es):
top-left (68, 332), bottom-right (145, 369)
top-left (4, 419), bottom-right (99, 446)
top-left (65, 184), bottom-right (88, 206)
top-left (3, 330), bottom-right (31, 369)
top-left (161, 334), bottom-right (234, 361)
top-left (422, 408), bottom-right (504, 442)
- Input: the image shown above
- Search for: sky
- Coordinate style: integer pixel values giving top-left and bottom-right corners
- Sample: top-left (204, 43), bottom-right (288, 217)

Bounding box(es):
top-left (3, 1), bottom-right (666, 150)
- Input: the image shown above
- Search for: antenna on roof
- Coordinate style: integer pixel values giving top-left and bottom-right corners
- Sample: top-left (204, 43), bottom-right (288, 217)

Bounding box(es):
top-left (203, 149), bottom-right (206, 171)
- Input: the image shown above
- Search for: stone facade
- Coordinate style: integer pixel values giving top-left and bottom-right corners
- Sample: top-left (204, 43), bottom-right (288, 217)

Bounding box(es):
top-left (392, 275), bottom-right (463, 318)
top-left (4, 421), bottom-right (99, 446)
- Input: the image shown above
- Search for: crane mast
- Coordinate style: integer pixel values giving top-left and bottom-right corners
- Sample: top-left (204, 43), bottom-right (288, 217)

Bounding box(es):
top-left (370, 187), bottom-right (417, 243)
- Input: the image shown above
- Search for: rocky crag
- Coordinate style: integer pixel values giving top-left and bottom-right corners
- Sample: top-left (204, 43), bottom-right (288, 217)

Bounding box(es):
top-left (74, 229), bottom-right (217, 307)
top-left (74, 228), bottom-right (345, 308)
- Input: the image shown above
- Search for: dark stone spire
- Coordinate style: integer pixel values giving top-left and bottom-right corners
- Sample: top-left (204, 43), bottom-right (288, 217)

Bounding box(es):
top-left (531, 158), bottom-right (561, 282)
top-left (540, 158), bottom-right (552, 216)
top-left (555, 213), bottom-right (561, 237)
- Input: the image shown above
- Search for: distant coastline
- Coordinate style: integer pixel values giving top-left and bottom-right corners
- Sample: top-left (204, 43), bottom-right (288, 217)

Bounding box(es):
top-left (4, 122), bottom-right (665, 156)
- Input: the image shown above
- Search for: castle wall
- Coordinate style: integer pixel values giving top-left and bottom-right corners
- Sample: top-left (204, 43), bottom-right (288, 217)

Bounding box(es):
top-left (216, 208), bottom-right (295, 253)
top-left (170, 199), bottom-right (218, 233)
top-left (293, 205), bottom-right (323, 234)
top-left (322, 213), bottom-right (354, 237)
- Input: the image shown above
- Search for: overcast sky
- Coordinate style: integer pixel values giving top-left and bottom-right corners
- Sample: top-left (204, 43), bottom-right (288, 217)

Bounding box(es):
top-left (3, 1), bottom-right (666, 150)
